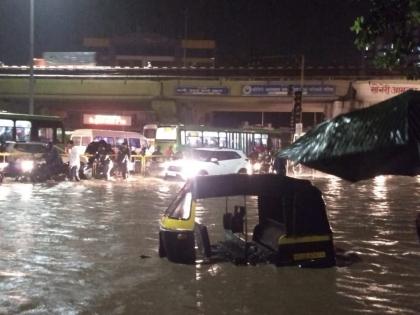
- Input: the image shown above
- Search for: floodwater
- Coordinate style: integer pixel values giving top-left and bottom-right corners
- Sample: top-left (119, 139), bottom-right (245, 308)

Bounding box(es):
top-left (0, 175), bottom-right (419, 315)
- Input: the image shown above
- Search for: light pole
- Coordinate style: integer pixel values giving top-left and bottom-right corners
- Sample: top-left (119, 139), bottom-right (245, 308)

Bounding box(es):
top-left (300, 54), bottom-right (305, 90)
top-left (290, 54), bottom-right (304, 142)
top-left (297, 54), bottom-right (305, 128)
top-left (28, 0), bottom-right (35, 114)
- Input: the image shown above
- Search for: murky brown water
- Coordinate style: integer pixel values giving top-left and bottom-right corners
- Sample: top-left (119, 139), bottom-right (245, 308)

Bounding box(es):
top-left (0, 175), bottom-right (419, 315)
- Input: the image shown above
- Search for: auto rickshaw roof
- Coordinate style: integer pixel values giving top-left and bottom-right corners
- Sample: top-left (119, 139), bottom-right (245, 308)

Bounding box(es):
top-left (187, 174), bottom-right (331, 236)
top-left (189, 174), bottom-right (314, 199)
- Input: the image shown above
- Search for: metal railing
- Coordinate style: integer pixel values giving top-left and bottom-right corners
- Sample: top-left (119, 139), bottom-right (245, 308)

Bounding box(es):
top-left (0, 152), bottom-right (168, 176)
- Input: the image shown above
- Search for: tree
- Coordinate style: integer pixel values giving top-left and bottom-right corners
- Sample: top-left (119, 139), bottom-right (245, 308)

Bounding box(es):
top-left (351, 0), bottom-right (420, 78)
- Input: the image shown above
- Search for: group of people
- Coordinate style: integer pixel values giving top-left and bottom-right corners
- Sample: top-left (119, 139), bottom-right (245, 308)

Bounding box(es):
top-left (65, 140), bottom-right (173, 181)
top-left (248, 145), bottom-right (287, 176)
top-left (82, 139), bottom-right (132, 181)
top-left (42, 139), bottom-right (133, 182)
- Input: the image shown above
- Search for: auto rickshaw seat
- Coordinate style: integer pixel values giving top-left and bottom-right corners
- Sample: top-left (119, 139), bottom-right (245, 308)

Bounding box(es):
top-left (252, 219), bottom-right (286, 251)
top-left (231, 206), bottom-right (245, 234)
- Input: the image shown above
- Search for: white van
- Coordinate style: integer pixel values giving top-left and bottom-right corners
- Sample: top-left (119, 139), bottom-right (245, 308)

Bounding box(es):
top-left (70, 129), bottom-right (147, 154)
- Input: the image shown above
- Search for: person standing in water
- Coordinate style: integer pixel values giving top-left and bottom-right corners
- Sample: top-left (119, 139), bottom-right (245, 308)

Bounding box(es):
top-left (67, 140), bottom-right (80, 181)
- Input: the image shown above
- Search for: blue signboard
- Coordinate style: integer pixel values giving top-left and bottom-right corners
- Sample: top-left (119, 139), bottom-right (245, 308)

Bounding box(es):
top-left (176, 86), bottom-right (229, 96)
top-left (242, 84), bottom-right (335, 96)
top-left (300, 85), bottom-right (336, 96)
top-left (242, 85), bottom-right (289, 96)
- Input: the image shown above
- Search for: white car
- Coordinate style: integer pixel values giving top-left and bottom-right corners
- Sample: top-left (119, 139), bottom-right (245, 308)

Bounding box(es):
top-left (163, 148), bottom-right (251, 180)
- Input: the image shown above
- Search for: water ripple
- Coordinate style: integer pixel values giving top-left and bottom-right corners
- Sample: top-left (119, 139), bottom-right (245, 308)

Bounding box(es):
top-left (0, 176), bottom-right (419, 314)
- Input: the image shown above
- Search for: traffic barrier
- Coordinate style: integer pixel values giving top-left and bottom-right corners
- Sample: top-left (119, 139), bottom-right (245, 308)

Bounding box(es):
top-left (0, 152), bottom-right (170, 176)
top-left (130, 154), bottom-right (169, 175)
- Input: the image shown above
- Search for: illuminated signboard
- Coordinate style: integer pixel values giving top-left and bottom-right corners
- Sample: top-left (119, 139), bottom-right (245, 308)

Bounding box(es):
top-left (241, 84), bottom-right (336, 96)
top-left (83, 114), bottom-right (132, 126)
top-left (176, 86), bottom-right (229, 96)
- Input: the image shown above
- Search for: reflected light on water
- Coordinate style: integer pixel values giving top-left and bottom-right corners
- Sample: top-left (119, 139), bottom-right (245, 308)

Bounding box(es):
top-left (0, 270), bottom-right (27, 277)
top-left (1, 176), bottom-right (420, 314)
top-left (16, 184), bottom-right (33, 201)
top-left (0, 185), bottom-right (11, 200)
top-left (207, 264), bottom-right (222, 276)
top-left (373, 176), bottom-right (387, 198)
top-left (195, 262), bottom-right (223, 282)
top-left (194, 205), bottom-right (203, 225)
top-left (157, 184), bottom-right (171, 193)
top-left (325, 175), bottom-right (342, 195)
top-left (368, 176), bottom-right (390, 217)
top-left (195, 263), bottom-right (202, 281)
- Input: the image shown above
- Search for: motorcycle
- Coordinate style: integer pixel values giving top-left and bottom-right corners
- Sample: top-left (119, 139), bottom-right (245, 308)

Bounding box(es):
top-left (2, 158), bottom-right (38, 182)
top-left (78, 162), bottom-right (92, 180)
top-left (30, 161), bottom-right (68, 183)
top-left (84, 141), bottom-right (115, 180)
top-left (83, 153), bottom-right (113, 180)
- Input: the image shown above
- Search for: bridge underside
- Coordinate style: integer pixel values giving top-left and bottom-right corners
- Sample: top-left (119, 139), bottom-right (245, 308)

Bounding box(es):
top-left (4, 73), bottom-right (403, 131)
top-left (0, 96), bottom-right (331, 131)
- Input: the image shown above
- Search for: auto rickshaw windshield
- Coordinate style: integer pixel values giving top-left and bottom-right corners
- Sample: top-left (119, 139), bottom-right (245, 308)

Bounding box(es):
top-left (165, 190), bottom-right (193, 220)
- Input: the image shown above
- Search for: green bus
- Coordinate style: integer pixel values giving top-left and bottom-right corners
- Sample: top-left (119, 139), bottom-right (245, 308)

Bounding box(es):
top-left (0, 112), bottom-right (65, 144)
top-left (154, 124), bottom-right (286, 155)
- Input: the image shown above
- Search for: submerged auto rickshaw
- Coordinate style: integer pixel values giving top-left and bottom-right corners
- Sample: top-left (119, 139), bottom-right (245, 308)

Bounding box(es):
top-left (159, 174), bottom-right (336, 267)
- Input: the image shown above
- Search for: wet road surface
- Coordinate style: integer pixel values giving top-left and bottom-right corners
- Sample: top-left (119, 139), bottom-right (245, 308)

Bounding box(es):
top-left (1, 175), bottom-right (420, 314)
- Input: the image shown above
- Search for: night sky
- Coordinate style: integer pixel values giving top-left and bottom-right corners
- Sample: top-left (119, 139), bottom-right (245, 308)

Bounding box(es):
top-left (0, 0), bottom-right (370, 66)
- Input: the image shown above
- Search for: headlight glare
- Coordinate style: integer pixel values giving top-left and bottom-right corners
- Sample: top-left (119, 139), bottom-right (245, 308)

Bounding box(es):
top-left (21, 160), bottom-right (34, 172)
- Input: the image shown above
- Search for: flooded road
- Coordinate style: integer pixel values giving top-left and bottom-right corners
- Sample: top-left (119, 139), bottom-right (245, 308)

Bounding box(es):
top-left (1, 175), bottom-right (419, 314)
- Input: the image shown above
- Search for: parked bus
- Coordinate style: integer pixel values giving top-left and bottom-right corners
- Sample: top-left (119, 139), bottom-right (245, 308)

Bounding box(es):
top-left (142, 123), bottom-right (158, 147)
top-left (0, 112), bottom-right (65, 144)
top-left (154, 124), bottom-right (285, 155)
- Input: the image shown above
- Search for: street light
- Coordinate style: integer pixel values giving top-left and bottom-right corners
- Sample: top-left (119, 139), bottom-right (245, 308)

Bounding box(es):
top-left (300, 54), bottom-right (305, 90)
top-left (29, 0), bottom-right (35, 114)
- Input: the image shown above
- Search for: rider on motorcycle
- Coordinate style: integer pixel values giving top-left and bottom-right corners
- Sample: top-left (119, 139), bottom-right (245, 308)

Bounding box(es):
top-left (86, 140), bottom-right (114, 180)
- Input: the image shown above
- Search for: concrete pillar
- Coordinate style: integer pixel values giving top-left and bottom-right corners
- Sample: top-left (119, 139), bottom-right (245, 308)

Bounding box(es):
top-left (331, 100), bottom-right (344, 118)
top-left (192, 106), bottom-right (207, 124)
top-left (151, 99), bottom-right (178, 123)
top-left (177, 104), bottom-right (193, 124)
top-left (324, 103), bottom-right (333, 120)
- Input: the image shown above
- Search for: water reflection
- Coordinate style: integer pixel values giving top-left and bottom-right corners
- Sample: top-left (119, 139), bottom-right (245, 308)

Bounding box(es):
top-left (371, 175), bottom-right (390, 216)
top-left (0, 176), bottom-right (419, 314)
top-left (325, 175), bottom-right (343, 196)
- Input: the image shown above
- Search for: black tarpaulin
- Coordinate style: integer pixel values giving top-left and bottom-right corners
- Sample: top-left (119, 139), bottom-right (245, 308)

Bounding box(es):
top-left (279, 90), bottom-right (420, 182)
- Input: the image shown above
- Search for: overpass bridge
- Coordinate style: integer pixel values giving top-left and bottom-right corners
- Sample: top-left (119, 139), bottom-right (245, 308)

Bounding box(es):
top-left (0, 65), bottom-right (410, 132)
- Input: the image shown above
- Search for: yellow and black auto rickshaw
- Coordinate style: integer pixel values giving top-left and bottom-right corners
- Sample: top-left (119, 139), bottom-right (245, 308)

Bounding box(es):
top-left (159, 174), bottom-right (336, 267)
